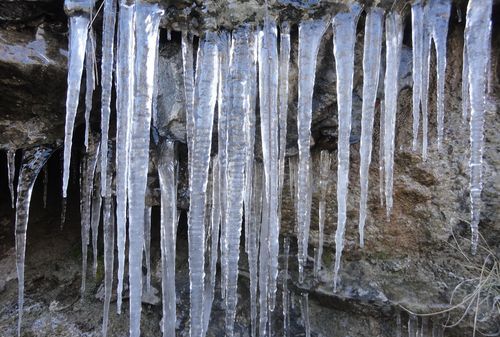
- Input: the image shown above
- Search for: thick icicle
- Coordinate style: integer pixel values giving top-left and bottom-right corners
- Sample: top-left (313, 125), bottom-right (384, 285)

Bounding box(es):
top-left (157, 140), bottom-right (178, 337)
top-left (462, 44), bottom-right (470, 122)
top-left (7, 148), bottom-right (16, 208)
top-left (80, 136), bottom-right (100, 294)
top-left (84, 30), bottom-right (96, 149)
top-left (15, 146), bottom-right (53, 336)
top-left (224, 27), bottom-right (253, 337)
top-left (411, 2), bottom-right (424, 151)
top-left (383, 11), bottom-right (403, 217)
top-left (358, 7), bottom-right (384, 248)
top-left (428, 0), bottom-right (451, 151)
top-left (465, 0), bottom-right (492, 254)
top-left (282, 237), bottom-right (290, 337)
top-left (115, 0), bottom-right (135, 314)
top-left (144, 205), bottom-right (152, 291)
top-left (296, 18), bottom-right (328, 284)
top-left (187, 32), bottom-right (219, 337)
top-left (128, 4), bottom-right (163, 337)
top-left (91, 171), bottom-right (102, 276)
top-left (100, 0), bottom-right (117, 197)
top-left (62, 0), bottom-right (93, 198)
top-left (332, 3), bottom-right (361, 291)
top-left (314, 150), bottom-right (331, 277)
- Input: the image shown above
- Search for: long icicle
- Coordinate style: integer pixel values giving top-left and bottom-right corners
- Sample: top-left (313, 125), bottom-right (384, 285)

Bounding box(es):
top-left (115, 0), bottom-right (135, 314)
top-left (187, 32), bottom-right (219, 337)
top-left (296, 17), bottom-right (329, 285)
top-left (465, 0), bottom-right (492, 254)
top-left (84, 29), bottom-right (96, 149)
top-left (383, 11), bottom-right (403, 217)
top-left (62, 0), bottom-right (93, 198)
top-left (100, 0), bottom-right (117, 197)
top-left (421, 4), bottom-right (432, 161)
top-left (158, 139), bottom-right (178, 337)
top-left (332, 3), bottom-right (361, 292)
top-left (358, 7), bottom-right (384, 247)
top-left (15, 146), bottom-right (53, 337)
top-left (128, 4), bottom-right (163, 337)
top-left (411, 2), bottom-right (424, 151)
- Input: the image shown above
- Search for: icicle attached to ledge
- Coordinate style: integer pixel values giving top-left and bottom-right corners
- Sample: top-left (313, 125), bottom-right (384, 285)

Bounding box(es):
top-left (187, 32), bottom-right (219, 337)
top-left (465, 0), bottom-right (492, 254)
top-left (115, 0), bottom-right (136, 315)
top-left (296, 17), bottom-right (329, 285)
top-left (128, 4), bottom-right (163, 337)
top-left (15, 146), bottom-right (53, 337)
top-left (358, 7), bottom-right (384, 248)
top-left (332, 2), bottom-right (361, 292)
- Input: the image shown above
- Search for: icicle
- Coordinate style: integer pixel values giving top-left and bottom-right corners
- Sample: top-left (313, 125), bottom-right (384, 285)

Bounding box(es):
top-left (465, 0), bottom-right (492, 254)
top-left (258, 17), bottom-right (281, 312)
top-left (62, 0), bottom-right (93, 198)
top-left (421, 317), bottom-right (428, 337)
top-left (14, 146), bottom-right (53, 336)
top-left (187, 32), bottom-right (219, 337)
top-left (379, 100), bottom-right (385, 207)
top-left (91, 171), bottom-right (102, 277)
top-left (462, 44), bottom-right (470, 122)
top-left (144, 205), bottom-right (152, 292)
top-left (157, 140), bottom-right (178, 337)
top-left (429, 0), bottom-right (451, 151)
top-left (181, 31), bottom-right (195, 159)
top-left (7, 148), bottom-right (16, 209)
top-left (115, 0), bottom-right (135, 315)
top-left (358, 7), bottom-right (384, 248)
top-left (84, 30), bottom-right (96, 149)
top-left (80, 136), bottom-right (100, 294)
top-left (128, 4), bottom-right (163, 337)
top-left (42, 165), bottom-right (48, 208)
top-left (300, 293), bottom-right (311, 337)
top-left (411, 2), bottom-right (424, 151)
top-left (421, 10), bottom-right (432, 161)
top-left (100, 0), bottom-right (117, 197)
top-left (332, 3), bottom-right (362, 292)
top-left (383, 11), bottom-right (403, 217)
top-left (102, 187), bottom-right (115, 337)
top-left (223, 26), bottom-right (253, 337)
top-left (282, 237), bottom-right (290, 337)
top-left (216, 31), bottom-right (230, 302)
top-left (314, 150), bottom-right (331, 277)
top-left (408, 314), bottom-right (418, 337)
top-left (296, 17), bottom-right (328, 284)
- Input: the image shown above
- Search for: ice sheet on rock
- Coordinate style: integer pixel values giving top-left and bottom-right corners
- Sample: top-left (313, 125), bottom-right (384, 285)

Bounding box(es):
top-left (7, 148), bottom-right (16, 208)
top-left (128, 4), bottom-right (163, 337)
top-left (157, 140), bottom-right (178, 337)
top-left (332, 3), bottom-right (361, 292)
top-left (224, 27), bottom-right (253, 337)
top-left (84, 30), bottom-right (95, 150)
top-left (14, 146), bottom-right (53, 336)
top-left (465, 0), bottom-right (492, 253)
top-left (63, 9), bottom-right (91, 198)
top-left (115, 0), bottom-right (135, 315)
top-left (314, 150), bottom-right (331, 277)
top-left (358, 7), bottom-right (384, 248)
top-left (296, 17), bottom-right (328, 285)
top-left (187, 32), bottom-right (218, 337)
top-left (100, 0), bottom-right (117, 197)
top-left (411, 2), bottom-right (424, 151)
top-left (383, 11), bottom-right (403, 218)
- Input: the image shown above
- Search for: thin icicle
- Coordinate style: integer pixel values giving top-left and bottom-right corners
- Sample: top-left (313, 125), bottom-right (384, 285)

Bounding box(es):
top-left (7, 148), bottom-right (16, 209)
top-left (128, 4), bottom-right (163, 337)
top-left (84, 30), bottom-right (96, 149)
top-left (465, 0), bottom-right (492, 254)
top-left (411, 2), bottom-right (424, 151)
top-left (282, 237), bottom-right (290, 337)
top-left (15, 146), bottom-right (53, 336)
top-left (224, 26), bottom-right (253, 337)
top-left (379, 100), bottom-right (385, 207)
top-left (187, 32), bottom-right (219, 337)
top-left (409, 314), bottom-right (418, 337)
top-left (157, 140), bottom-right (178, 337)
top-left (358, 7), bottom-right (384, 248)
top-left (296, 18), bottom-right (328, 285)
top-left (91, 170), bottom-right (102, 277)
top-left (332, 3), bottom-right (361, 292)
top-left (300, 293), bottom-right (311, 337)
top-left (100, 0), bottom-right (117, 197)
top-left (421, 8), bottom-right (432, 161)
top-left (62, 0), bottom-right (92, 198)
top-left (428, 0), bottom-right (451, 151)
top-left (314, 150), bottom-right (331, 277)
top-left (462, 44), bottom-right (470, 122)
top-left (181, 31), bottom-right (195, 159)
top-left (102, 186), bottom-right (115, 337)
top-left (115, 0), bottom-right (135, 315)
top-left (143, 205), bottom-right (152, 292)
top-left (80, 136), bottom-right (100, 294)
top-left (383, 11), bottom-right (403, 217)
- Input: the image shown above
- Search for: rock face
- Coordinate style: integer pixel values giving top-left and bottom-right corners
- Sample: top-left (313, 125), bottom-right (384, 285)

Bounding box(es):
top-left (0, 1), bottom-right (499, 337)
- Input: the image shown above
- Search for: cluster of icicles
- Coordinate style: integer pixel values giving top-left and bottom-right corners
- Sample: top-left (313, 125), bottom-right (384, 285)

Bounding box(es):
top-left (9, 0), bottom-right (492, 336)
